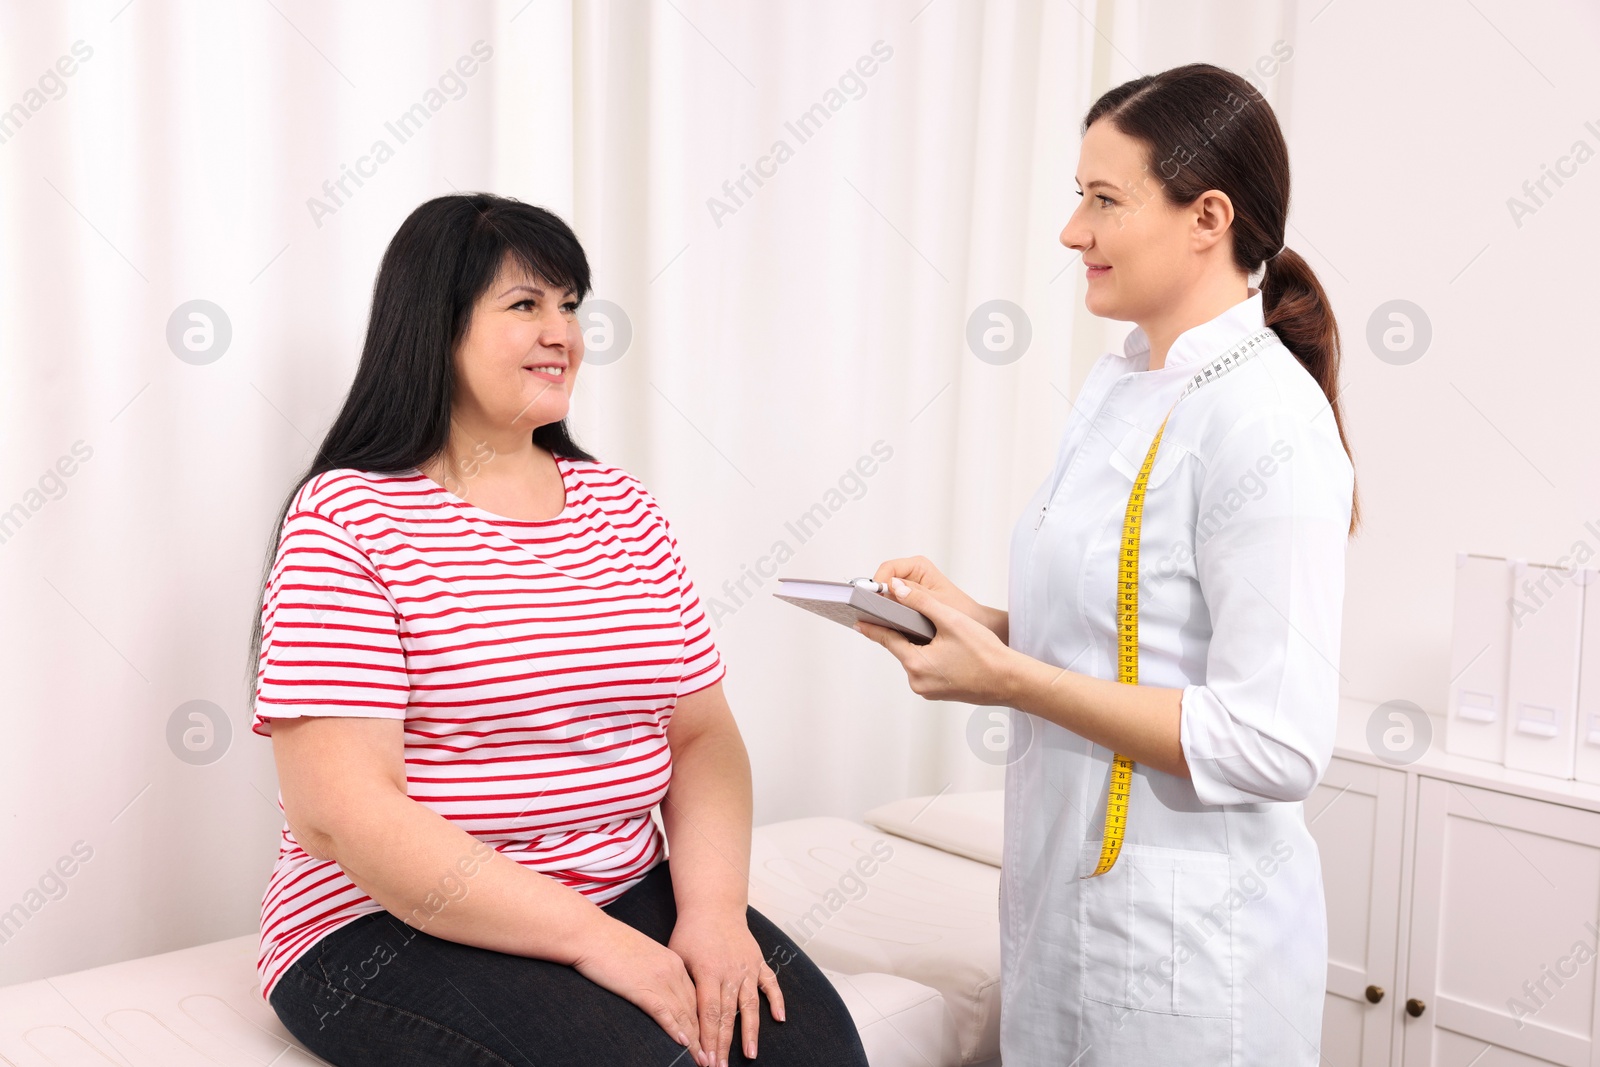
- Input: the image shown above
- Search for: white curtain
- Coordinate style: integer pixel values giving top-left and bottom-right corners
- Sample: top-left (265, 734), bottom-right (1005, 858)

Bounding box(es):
top-left (13, 0), bottom-right (1592, 987)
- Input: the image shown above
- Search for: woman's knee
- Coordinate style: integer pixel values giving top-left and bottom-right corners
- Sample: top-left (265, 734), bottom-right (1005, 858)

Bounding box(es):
top-left (740, 907), bottom-right (870, 1066)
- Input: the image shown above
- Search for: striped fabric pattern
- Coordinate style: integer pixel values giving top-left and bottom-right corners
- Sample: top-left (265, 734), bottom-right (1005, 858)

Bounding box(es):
top-left (249, 458), bottom-right (725, 1002)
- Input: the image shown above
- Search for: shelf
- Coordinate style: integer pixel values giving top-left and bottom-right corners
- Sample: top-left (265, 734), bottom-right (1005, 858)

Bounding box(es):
top-left (1333, 696), bottom-right (1600, 814)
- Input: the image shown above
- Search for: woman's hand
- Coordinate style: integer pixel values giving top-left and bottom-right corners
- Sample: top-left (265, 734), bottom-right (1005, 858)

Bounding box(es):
top-left (870, 555), bottom-right (1007, 640)
top-left (572, 918), bottom-right (711, 1065)
top-left (669, 911), bottom-right (785, 1067)
top-left (856, 577), bottom-right (1019, 705)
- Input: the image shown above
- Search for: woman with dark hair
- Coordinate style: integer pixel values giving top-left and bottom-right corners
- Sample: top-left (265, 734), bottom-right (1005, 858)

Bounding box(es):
top-left (856, 64), bottom-right (1358, 1064)
top-left (247, 193), bottom-right (868, 1067)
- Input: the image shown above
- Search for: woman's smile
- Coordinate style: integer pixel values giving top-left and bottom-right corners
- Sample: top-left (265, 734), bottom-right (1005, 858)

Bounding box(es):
top-left (522, 362), bottom-right (567, 383)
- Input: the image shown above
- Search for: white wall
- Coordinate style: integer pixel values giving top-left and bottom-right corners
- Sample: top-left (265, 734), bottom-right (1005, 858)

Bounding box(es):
top-left (0, 0), bottom-right (1595, 985)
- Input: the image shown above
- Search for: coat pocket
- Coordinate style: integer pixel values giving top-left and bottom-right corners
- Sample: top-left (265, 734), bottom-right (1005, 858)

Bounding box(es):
top-left (1107, 421), bottom-right (1185, 490)
top-left (1078, 840), bottom-right (1235, 1019)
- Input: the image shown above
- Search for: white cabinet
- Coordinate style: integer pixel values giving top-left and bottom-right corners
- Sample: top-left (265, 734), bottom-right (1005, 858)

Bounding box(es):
top-left (1324, 699), bottom-right (1600, 1067)
top-left (1404, 778), bottom-right (1600, 1067)
top-left (1309, 757), bottom-right (1407, 1066)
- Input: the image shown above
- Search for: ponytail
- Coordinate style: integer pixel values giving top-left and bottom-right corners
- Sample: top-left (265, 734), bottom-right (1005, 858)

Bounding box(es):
top-left (1261, 248), bottom-right (1361, 536)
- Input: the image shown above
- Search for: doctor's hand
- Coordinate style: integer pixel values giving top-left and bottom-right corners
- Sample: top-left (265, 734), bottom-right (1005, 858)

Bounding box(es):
top-left (869, 556), bottom-right (1007, 640)
top-left (856, 577), bottom-right (1018, 705)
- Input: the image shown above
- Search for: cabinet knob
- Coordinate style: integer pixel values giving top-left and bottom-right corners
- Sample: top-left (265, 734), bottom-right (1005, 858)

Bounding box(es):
top-left (1406, 997), bottom-right (1426, 1017)
top-left (1365, 985), bottom-right (1385, 1004)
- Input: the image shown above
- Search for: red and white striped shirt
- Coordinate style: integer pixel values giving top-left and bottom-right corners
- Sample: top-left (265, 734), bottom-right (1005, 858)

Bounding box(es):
top-left (249, 458), bottom-right (725, 1002)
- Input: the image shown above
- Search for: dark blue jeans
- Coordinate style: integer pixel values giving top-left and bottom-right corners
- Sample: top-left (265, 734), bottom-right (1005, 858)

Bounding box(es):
top-left (268, 859), bottom-right (870, 1066)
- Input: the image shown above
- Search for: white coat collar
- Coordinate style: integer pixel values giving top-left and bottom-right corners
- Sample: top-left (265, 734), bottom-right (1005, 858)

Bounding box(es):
top-left (1119, 288), bottom-right (1266, 374)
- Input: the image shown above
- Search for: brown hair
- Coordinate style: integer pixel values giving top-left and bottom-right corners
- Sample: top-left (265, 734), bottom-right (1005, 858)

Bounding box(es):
top-left (1084, 63), bottom-right (1360, 536)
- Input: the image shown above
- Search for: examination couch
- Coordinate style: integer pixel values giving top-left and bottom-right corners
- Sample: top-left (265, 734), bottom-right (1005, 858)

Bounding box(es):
top-left (0, 790), bottom-right (1005, 1067)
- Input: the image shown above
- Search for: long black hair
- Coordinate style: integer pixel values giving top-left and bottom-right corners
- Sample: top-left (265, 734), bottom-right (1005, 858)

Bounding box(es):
top-left (245, 193), bottom-right (598, 711)
top-left (1084, 63), bottom-right (1360, 536)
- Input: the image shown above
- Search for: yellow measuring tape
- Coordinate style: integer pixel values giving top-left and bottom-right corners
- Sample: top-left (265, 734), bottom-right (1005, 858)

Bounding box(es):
top-left (1087, 327), bottom-right (1278, 878)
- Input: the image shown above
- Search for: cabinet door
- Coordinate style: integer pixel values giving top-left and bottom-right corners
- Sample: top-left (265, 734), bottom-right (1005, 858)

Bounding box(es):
top-left (1307, 756), bottom-right (1407, 1066)
top-left (1405, 777), bottom-right (1600, 1066)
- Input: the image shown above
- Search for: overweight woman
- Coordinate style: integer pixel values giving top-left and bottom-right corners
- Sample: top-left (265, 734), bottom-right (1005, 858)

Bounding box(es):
top-left (247, 194), bottom-right (869, 1067)
top-left (857, 64), bottom-right (1360, 1066)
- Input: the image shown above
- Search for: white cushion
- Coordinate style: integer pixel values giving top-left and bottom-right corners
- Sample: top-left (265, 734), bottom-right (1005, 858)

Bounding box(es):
top-left (0, 934), bottom-right (327, 1064)
top-left (822, 967), bottom-right (959, 1067)
top-left (862, 789), bottom-right (1005, 867)
top-left (749, 816), bottom-right (1001, 1065)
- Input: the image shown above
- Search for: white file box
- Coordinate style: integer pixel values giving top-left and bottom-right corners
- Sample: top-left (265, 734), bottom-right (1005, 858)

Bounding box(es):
top-left (1445, 553), bottom-right (1513, 764)
top-left (1504, 560), bottom-right (1586, 778)
top-left (1573, 570), bottom-right (1600, 784)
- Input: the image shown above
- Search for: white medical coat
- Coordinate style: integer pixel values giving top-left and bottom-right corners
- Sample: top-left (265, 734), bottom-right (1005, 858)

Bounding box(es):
top-left (1000, 291), bottom-right (1354, 1065)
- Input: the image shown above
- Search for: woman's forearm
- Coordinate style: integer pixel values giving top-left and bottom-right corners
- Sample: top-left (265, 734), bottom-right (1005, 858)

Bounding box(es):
top-left (319, 790), bottom-right (619, 965)
top-left (660, 715), bottom-right (754, 922)
top-left (1001, 650), bottom-right (1189, 778)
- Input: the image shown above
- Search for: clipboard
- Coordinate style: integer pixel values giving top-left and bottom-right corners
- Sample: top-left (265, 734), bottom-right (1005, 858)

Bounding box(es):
top-left (773, 577), bottom-right (935, 645)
